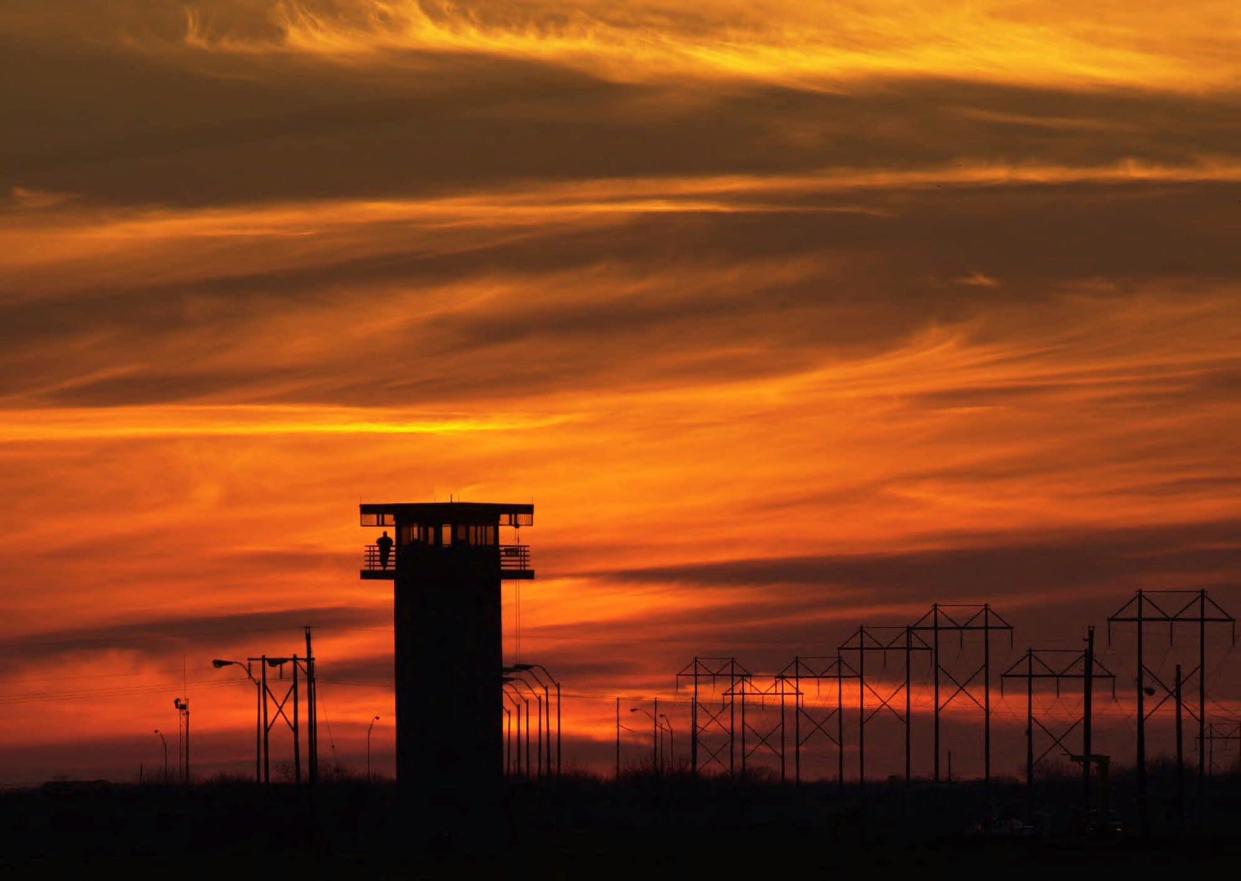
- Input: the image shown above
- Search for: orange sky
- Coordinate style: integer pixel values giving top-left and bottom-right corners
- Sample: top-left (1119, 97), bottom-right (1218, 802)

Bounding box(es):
top-left (1, 0), bottom-right (1240, 784)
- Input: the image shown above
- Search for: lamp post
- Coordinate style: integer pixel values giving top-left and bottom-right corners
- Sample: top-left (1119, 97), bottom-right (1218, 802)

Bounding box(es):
top-left (502, 682), bottom-right (532, 777)
top-left (507, 664), bottom-right (560, 777)
top-left (521, 698), bottom-right (531, 776)
top-left (502, 707), bottom-right (512, 775)
top-left (154, 729), bottom-right (169, 783)
top-left (615, 702), bottom-right (642, 777)
top-left (367, 715), bottom-right (381, 781)
top-left (503, 690), bottom-right (525, 776)
top-left (505, 677), bottom-right (544, 777)
top-left (630, 703), bottom-right (660, 772)
top-left (173, 698), bottom-right (190, 783)
top-left (212, 659), bottom-right (261, 783)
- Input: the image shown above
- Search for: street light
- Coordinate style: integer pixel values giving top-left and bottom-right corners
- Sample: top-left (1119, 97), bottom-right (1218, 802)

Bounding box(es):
top-left (367, 715), bottom-right (381, 781)
top-left (153, 729), bottom-right (169, 784)
top-left (630, 702), bottom-right (660, 772)
top-left (173, 698), bottom-right (190, 783)
top-left (505, 664), bottom-right (561, 776)
top-left (614, 700), bottom-right (643, 778)
top-left (502, 690), bottom-right (525, 776)
top-left (212, 659), bottom-right (262, 782)
top-left (503, 679), bottom-right (535, 777)
top-left (505, 677), bottom-right (544, 777)
top-left (502, 707), bottom-right (512, 775)
top-left (660, 714), bottom-right (675, 768)
top-left (504, 670), bottom-right (547, 772)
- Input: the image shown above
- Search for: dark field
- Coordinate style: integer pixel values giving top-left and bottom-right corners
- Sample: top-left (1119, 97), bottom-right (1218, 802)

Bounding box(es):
top-left (4, 769), bottom-right (1241, 878)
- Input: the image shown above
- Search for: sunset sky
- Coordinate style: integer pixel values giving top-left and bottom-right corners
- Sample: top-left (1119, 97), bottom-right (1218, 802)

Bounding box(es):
top-left (2, 0), bottom-right (1240, 784)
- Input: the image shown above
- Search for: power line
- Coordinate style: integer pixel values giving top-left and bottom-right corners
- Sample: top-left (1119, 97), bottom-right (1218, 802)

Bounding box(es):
top-left (0, 676), bottom-right (243, 707)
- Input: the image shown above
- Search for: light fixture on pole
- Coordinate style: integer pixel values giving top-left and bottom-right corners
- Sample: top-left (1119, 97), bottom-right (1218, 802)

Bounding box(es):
top-left (367, 715), bottom-right (381, 781)
top-left (505, 664), bottom-right (561, 776)
top-left (505, 676), bottom-right (544, 777)
top-left (630, 705), bottom-right (659, 772)
top-left (173, 698), bottom-right (190, 783)
top-left (213, 659), bottom-right (262, 782)
top-left (660, 714), bottom-right (675, 768)
top-left (153, 729), bottom-right (169, 784)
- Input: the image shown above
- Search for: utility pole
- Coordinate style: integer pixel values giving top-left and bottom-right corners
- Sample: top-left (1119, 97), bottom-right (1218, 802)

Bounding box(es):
top-left (933, 606), bottom-right (940, 783)
top-left (729, 658), bottom-right (736, 776)
top-left (984, 605), bottom-right (992, 786)
top-left (254, 664), bottom-right (261, 782)
top-left (1024, 649), bottom-right (1034, 800)
top-left (857, 635), bottom-right (864, 792)
top-left (292, 655), bottom-right (301, 785)
top-left (837, 657), bottom-right (845, 790)
top-left (739, 679), bottom-right (746, 776)
top-left (1083, 626), bottom-right (1095, 812)
top-left (305, 626), bottom-right (318, 785)
top-left (905, 626), bottom-right (913, 785)
top-left (1197, 590), bottom-right (1208, 823)
top-left (1001, 630), bottom-right (1115, 817)
top-left (261, 656), bottom-right (270, 783)
top-left (1176, 664), bottom-right (1185, 832)
top-left (653, 697), bottom-right (660, 772)
top-left (691, 661), bottom-right (698, 776)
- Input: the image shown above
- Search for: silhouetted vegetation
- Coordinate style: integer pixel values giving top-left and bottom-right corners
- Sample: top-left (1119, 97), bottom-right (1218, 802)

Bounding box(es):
top-left (3, 767), bottom-right (1241, 877)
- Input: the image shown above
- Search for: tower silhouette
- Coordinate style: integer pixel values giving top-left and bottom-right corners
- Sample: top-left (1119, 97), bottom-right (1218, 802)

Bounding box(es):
top-left (360, 501), bottom-right (534, 838)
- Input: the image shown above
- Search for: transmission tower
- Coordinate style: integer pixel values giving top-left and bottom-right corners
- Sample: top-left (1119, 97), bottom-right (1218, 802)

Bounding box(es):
top-left (724, 676), bottom-right (789, 777)
top-left (676, 657), bottom-right (751, 775)
top-left (909, 603), bottom-right (1013, 785)
top-left (774, 656), bottom-right (857, 787)
top-left (837, 626), bottom-right (930, 787)
top-left (1205, 720), bottom-right (1241, 774)
top-left (1107, 589), bottom-right (1235, 833)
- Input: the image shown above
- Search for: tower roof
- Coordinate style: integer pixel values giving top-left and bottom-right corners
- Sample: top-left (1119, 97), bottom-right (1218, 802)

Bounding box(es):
top-left (360, 501), bottom-right (533, 527)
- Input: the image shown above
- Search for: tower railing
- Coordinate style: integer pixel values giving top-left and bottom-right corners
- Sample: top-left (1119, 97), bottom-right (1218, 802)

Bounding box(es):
top-left (499, 544), bottom-right (531, 575)
top-left (361, 543), bottom-right (532, 575)
top-left (362, 544), bottom-right (393, 572)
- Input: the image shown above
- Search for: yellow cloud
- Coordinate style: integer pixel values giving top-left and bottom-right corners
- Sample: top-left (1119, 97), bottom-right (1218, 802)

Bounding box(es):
top-left (257, 0), bottom-right (1241, 91)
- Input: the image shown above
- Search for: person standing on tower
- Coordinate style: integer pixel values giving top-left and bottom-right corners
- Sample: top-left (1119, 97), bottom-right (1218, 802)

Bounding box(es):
top-left (377, 530), bottom-right (394, 569)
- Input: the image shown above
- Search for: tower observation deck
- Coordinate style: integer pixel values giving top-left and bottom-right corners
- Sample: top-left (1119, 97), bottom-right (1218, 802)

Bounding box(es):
top-left (360, 502), bottom-right (533, 580)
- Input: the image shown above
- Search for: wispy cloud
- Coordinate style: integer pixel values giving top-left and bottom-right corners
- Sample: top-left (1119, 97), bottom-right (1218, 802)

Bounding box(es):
top-left (171, 0), bottom-right (1241, 92)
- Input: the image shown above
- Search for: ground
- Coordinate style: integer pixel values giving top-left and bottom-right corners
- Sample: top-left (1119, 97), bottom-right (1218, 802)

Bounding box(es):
top-left (3, 771), bottom-right (1239, 878)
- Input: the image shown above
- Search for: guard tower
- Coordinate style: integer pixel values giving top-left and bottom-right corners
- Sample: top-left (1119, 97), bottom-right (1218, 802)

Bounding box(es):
top-left (360, 502), bottom-right (533, 827)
